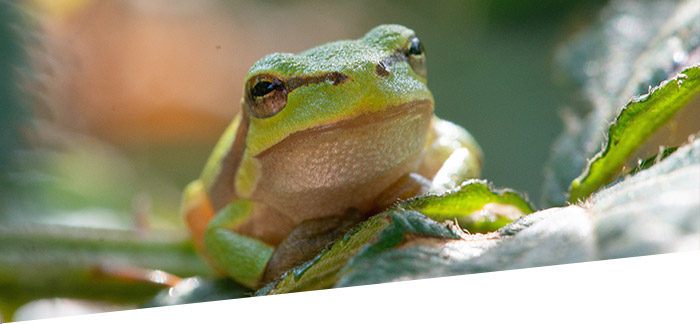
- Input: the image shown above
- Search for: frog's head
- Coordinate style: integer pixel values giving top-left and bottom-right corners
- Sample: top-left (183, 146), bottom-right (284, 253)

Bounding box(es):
top-left (241, 24), bottom-right (434, 156)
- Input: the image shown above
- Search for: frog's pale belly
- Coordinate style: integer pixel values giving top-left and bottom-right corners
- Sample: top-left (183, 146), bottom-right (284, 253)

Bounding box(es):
top-left (252, 100), bottom-right (433, 225)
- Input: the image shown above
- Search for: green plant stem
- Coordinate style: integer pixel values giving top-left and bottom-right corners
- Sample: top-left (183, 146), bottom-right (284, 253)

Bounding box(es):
top-left (0, 223), bottom-right (214, 318)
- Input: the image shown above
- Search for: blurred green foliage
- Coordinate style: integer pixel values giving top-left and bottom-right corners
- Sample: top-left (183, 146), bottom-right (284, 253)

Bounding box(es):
top-left (0, 2), bottom-right (29, 192)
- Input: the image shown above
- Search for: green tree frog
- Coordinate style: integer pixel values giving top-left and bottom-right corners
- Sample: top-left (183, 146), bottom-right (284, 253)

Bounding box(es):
top-left (181, 24), bottom-right (482, 289)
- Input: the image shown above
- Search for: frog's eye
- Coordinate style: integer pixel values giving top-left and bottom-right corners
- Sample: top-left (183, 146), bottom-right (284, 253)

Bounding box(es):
top-left (405, 36), bottom-right (426, 79)
top-left (408, 37), bottom-right (423, 56)
top-left (245, 75), bottom-right (287, 118)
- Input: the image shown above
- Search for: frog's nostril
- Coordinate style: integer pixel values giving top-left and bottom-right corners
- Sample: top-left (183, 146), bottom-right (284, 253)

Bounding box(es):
top-left (375, 62), bottom-right (390, 77)
top-left (287, 71), bottom-right (351, 91)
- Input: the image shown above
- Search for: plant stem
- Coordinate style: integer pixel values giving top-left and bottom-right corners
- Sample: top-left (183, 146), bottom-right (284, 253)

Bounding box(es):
top-left (0, 223), bottom-right (215, 318)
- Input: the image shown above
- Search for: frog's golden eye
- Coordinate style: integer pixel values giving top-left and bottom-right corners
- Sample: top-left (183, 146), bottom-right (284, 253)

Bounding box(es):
top-left (245, 75), bottom-right (287, 119)
top-left (405, 36), bottom-right (426, 79)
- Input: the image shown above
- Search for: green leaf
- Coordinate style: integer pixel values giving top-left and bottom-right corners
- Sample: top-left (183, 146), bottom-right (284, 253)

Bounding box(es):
top-left (569, 66), bottom-right (700, 202)
top-left (398, 179), bottom-right (534, 233)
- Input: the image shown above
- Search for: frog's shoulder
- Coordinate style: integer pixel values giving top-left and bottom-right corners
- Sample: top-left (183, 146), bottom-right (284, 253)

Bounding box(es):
top-left (200, 112), bottom-right (249, 210)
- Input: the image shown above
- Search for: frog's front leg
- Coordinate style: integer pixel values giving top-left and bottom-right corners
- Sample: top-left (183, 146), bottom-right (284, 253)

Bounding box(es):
top-left (419, 116), bottom-right (483, 192)
top-left (202, 199), bottom-right (276, 289)
top-left (182, 180), bottom-right (276, 288)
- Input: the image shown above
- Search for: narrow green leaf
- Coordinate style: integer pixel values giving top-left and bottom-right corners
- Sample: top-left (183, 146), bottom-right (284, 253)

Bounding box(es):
top-left (398, 179), bottom-right (534, 233)
top-left (569, 66), bottom-right (700, 202)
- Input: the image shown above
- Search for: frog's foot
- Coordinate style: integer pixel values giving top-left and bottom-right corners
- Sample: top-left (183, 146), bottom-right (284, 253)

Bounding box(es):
top-left (418, 116), bottom-right (483, 191)
top-left (262, 209), bottom-right (366, 283)
top-left (373, 172), bottom-right (432, 212)
top-left (430, 147), bottom-right (481, 193)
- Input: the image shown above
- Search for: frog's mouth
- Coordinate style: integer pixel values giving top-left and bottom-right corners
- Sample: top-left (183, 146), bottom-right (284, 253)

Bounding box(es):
top-left (268, 98), bottom-right (434, 143)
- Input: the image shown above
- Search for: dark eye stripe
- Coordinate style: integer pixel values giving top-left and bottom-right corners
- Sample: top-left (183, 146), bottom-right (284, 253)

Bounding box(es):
top-left (287, 71), bottom-right (351, 92)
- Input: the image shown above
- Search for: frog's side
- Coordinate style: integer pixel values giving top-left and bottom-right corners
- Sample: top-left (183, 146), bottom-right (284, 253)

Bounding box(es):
top-left (181, 24), bottom-right (482, 288)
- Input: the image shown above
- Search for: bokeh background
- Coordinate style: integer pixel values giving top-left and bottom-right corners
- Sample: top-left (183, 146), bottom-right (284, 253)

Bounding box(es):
top-left (1, 0), bottom-right (609, 222)
top-left (0, 0), bottom-right (609, 318)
